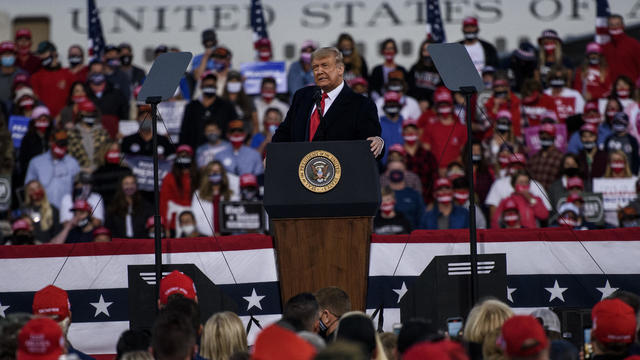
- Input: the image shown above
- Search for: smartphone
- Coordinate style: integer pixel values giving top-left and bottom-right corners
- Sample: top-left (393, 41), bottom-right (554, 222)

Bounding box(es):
top-left (393, 323), bottom-right (402, 335)
top-left (584, 328), bottom-right (593, 360)
top-left (447, 317), bottom-right (464, 338)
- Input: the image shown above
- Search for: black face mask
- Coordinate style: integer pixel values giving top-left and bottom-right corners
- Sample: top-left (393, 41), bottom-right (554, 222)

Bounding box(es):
top-left (202, 87), bottom-right (216, 97)
top-left (549, 78), bottom-right (566, 88)
top-left (383, 105), bottom-right (401, 116)
top-left (496, 121), bottom-right (511, 133)
top-left (120, 55), bottom-right (132, 66)
top-left (540, 137), bottom-right (554, 149)
top-left (463, 31), bottom-right (478, 41)
top-left (564, 167), bottom-right (579, 177)
top-left (583, 141), bottom-right (596, 150)
top-left (494, 91), bottom-right (508, 99)
top-left (175, 156), bottom-right (192, 169)
top-left (389, 169), bottom-right (404, 183)
top-left (41, 56), bottom-right (54, 68)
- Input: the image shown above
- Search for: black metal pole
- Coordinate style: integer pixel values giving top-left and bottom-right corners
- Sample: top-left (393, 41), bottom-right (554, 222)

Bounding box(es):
top-left (147, 97), bottom-right (163, 312)
top-left (461, 88), bottom-right (479, 306)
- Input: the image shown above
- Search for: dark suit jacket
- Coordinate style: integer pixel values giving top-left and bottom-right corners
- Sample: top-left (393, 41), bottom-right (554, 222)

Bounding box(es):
top-left (272, 82), bottom-right (381, 143)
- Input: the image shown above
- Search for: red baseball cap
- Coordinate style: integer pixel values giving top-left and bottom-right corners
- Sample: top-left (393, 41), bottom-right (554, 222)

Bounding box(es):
top-left (13, 73), bottom-right (29, 88)
top-left (497, 110), bottom-right (512, 120)
top-left (581, 123), bottom-right (598, 135)
top-left (540, 123), bottom-right (557, 136)
top-left (0, 41), bottom-right (16, 54)
top-left (435, 178), bottom-right (452, 190)
top-left (349, 77), bottom-right (368, 88)
top-left (542, 110), bottom-right (558, 123)
top-left (509, 153), bottom-right (527, 165)
top-left (504, 197), bottom-right (518, 211)
top-left (463, 17), bottom-right (478, 27)
top-left (404, 340), bottom-right (468, 360)
top-left (567, 193), bottom-right (583, 204)
top-left (388, 144), bottom-right (406, 156)
top-left (17, 318), bottom-right (65, 360)
top-left (499, 315), bottom-right (549, 358)
top-left (15, 29), bottom-right (32, 40)
top-left (32, 285), bottom-right (71, 321)
top-left (176, 144), bottom-right (194, 156)
top-left (402, 118), bottom-right (418, 128)
top-left (592, 299), bottom-right (637, 344)
top-left (240, 173), bottom-right (258, 188)
top-left (384, 91), bottom-right (402, 104)
top-left (586, 42), bottom-right (602, 54)
top-left (434, 88), bottom-right (453, 104)
top-left (93, 226), bottom-right (111, 237)
top-left (254, 38), bottom-right (271, 48)
top-left (12, 219), bottom-right (31, 232)
top-left (71, 199), bottom-right (92, 213)
top-left (200, 70), bottom-right (217, 81)
top-left (584, 101), bottom-right (599, 113)
top-left (78, 99), bottom-right (96, 113)
top-left (567, 177), bottom-right (584, 190)
top-left (493, 79), bottom-right (509, 88)
top-left (252, 324), bottom-right (316, 360)
top-left (159, 270), bottom-right (197, 305)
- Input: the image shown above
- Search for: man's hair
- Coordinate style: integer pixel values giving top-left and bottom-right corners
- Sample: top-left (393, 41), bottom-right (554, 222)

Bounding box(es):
top-left (261, 77), bottom-right (276, 87)
top-left (311, 47), bottom-right (344, 66)
top-left (608, 14), bottom-right (624, 24)
top-left (178, 211), bottom-right (195, 224)
top-left (151, 311), bottom-right (196, 360)
top-left (315, 287), bottom-right (351, 317)
top-left (116, 329), bottom-right (151, 360)
top-left (163, 297), bottom-right (201, 337)
top-left (510, 170), bottom-right (529, 188)
top-left (282, 292), bottom-right (320, 332)
top-left (264, 107), bottom-right (283, 119)
top-left (381, 186), bottom-right (395, 198)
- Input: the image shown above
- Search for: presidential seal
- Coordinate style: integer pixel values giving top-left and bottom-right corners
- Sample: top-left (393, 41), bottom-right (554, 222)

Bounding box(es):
top-left (298, 150), bottom-right (341, 193)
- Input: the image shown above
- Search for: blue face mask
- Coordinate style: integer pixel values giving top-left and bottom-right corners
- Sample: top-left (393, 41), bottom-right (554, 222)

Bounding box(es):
top-left (1, 55), bottom-right (15, 67)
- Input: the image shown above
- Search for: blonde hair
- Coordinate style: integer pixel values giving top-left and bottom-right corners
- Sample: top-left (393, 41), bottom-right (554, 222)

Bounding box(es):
top-left (121, 351), bottom-right (153, 360)
top-left (24, 180), bottom-right (53, 231)
top-left (604, 150), bottom-right (632, 178)
top-left (197, 161), bottom-right (232, 201)
top-left (462, 299), bottom-right (514, 343)
top-left (200, 311), bottom-right (247, 360)
top-left (312, 47), bottom-right (344, 67)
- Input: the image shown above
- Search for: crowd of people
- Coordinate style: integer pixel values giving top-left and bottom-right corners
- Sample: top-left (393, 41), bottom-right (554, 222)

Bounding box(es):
top-left (1, 13), bottom-right (640, 245)
top-left (2, 271), bottom-right (639, 360)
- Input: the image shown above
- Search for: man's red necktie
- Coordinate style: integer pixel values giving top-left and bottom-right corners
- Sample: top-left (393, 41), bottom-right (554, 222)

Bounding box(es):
top-left (309, 92), bottom-right (328, 140)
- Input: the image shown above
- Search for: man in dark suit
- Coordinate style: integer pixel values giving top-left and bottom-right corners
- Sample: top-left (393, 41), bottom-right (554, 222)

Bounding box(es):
top-left (272, 47), bottom-right (384, 157)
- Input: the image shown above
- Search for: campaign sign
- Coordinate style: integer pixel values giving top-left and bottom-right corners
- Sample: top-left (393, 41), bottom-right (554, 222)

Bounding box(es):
top-left (523, 123), bottom-right (567, 156)
top-left (157, 100), bottom-right (186, 143)
top-left (557, 192), bottom-right (604, 224)
top-left (219, 201), bottom-right (264, 233)
top-left (124, 155), bottom-right (172, 192)
top-left (593, 178), bottom-right (638, 211)
top-left (9, 115), bottom-right (30, 149)
top-left (239, 61), bottom-right (287, 95)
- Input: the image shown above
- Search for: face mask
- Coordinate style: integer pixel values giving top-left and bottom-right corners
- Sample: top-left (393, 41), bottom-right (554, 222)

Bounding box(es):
top-left (611, 160), bottom-right (625, 173)
top-left (515, 183), bottom-right (530, 193)
top-left (383, 51), bottom-right (395, 62)
top-left (226, 82), bottom-right (242, 94)
top-left (606, 110), bottom-right (617, 119)
top-left (123, 186), bottom-right (136, 196)
top-left (438, 105), bottom-right (452, 116)
top-left (1, 55), bottom-right (15, 67)
top-left (41, 55), bottom-right (53, 68)
top-left (180, 224), bottom-right (195, 236)
top-left (497, 121), bottom-right (510, 133)
top-left (609, 28), bottom-right (624, 38)
top-left (35, 118), bottom-right (49, 133)
top-left (51, 144), bottom-right (67, 159)
top-left (380, 201), bottom-right (395, 215)
top-left (588, 57), bottom-right (600, 66)
top-left (472, 154), bottom-right (482, 163)
top-left (82, 116), bottom-right (96, 126)
top-left (301, 52), bottom-right (312, 64)
top-left (498, 155), bottom-right (510, 168)
top-left (583, 141), bottom-right (596, 150)
top-left (201, 86), bottom-right (216, 97)
top-left (119, 55), bottom-right (132, 66)
top-left (384, 105), bottom-right (400, 116)
top-left (206, 133), bottom-right (220, 143)
top-left (463, 31), bottom-right (478, 41)
top-left (209, 173), bottom-right (223, 185)
top-left (613, 123), bottom-right (627, 133)
top-left (77, 217), bottom-right (89, 228)
top-left (30, 188), bottom-right (45, 202)
top-left (229, 133), bottom-right (245, 147)
top-left (341, 49), bottom-right (353, 57)
top-left (503, 213), bottom-right (520, 227)
top-left (105, 150), bottom-right (120, 164)
top-left (317, 318), bottom-right (330, 340)
top-left (549, 78), bottom-right (565, 88)
top-left (106, 58), bottom-right (121, 68)
top-left (564, 167), bottom-right (579, 177)
top-left (389, 169), bottom-right (404, 183)
top-left (617, 89), bottom-right (630, 99)
top-left (404, 134), bottom-right (418, 145)
top-left (242, 188), bottom-right (258, 201)
top-left (453, 190), bottom-right (469, 205)
top-left (262, 90), bottom-right (276, 101)
top-left (560, 217), bottom-right (578, 228)
top-left (436, 191), bottom-right (453, 204)
top-left (72, 95), bottom-right (87, 104)
top-left (267, 124), bottom-right (279, 134)
top-left (540, 138), bottom-right (554, 148)
top-left (19, 97), bottom-right (35, 109)
top-left (584, 114), bottom-right (600, 124)
top-left (388, 84), bottom-right (403, 92)
top-left (258, 50), bottom-right (272, 61)
top-left (543, 43), bottom-right (556, 55)
top-left (494, 90), bottom-right (508, 99)
top-left (68, 55), bottom-right (83, 67)
top-left (175, 156), bottom-right (192, 168)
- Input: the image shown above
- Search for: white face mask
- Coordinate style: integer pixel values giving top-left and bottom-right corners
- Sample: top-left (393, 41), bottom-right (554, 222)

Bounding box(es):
top-left (180, 224), bottom-right (195, 236)
top-left (226, 82), bottom-right (242, 94)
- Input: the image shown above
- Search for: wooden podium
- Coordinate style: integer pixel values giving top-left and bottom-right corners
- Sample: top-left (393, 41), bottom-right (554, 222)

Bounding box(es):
top-left (264, 141), bottom-right (380, 311)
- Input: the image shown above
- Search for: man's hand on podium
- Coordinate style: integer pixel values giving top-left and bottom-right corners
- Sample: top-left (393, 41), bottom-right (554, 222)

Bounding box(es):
top-left (367, 136), bottom-right (384, 157)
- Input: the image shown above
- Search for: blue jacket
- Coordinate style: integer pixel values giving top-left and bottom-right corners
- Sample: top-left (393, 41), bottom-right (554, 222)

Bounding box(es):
top-left (420, 205), bottom-right (469, 230)
top-left (394, 187), bottom-right (425, 229)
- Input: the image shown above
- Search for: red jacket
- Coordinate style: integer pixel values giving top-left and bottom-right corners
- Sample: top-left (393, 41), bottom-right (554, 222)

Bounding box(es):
top-left (602, 33), bottom-right (640, 82)
top-left (573, 66), bottom-right (611, 101)
top-left (521, 93), bottom-right (558, 127)
top-left (491, 193), bottom-right (548, 229)
top-left (30, 67), bottom-right (74, 118)
top-left (160, 172), bottom-right (193, 230)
